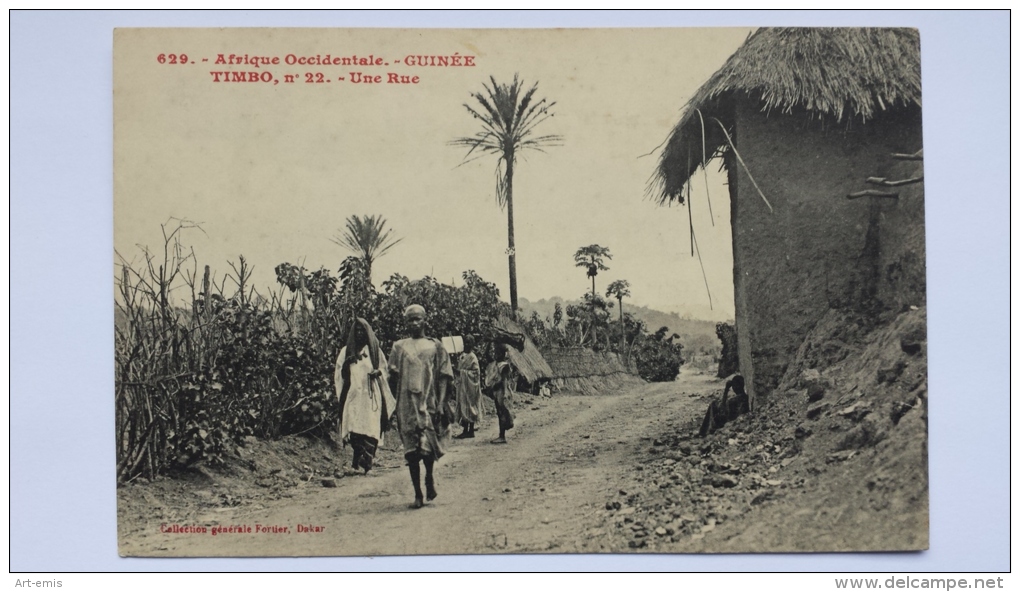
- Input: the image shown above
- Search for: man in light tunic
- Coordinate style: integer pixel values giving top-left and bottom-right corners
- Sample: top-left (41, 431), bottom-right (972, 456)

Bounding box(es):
top-left (387, 304), bottom-right (454, 509)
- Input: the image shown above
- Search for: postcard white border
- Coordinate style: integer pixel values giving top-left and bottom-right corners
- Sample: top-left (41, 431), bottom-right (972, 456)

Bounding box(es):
top-left (10, 9), bottom-right (1011, 572)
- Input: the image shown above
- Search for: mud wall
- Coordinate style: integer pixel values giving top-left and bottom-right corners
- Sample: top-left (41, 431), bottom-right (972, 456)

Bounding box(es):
top-left (873, 158), bottom-right (927, 316)
top-left (728, 102), bottom-right (924, 402)
top-left (542, 348), bottom-right (641, 396)
top-left (543, 348), bottom-right (634, 378)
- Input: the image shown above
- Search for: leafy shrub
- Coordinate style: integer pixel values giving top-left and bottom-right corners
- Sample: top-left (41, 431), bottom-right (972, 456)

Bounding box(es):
top-left (634, 327), bottom-right (685, 382)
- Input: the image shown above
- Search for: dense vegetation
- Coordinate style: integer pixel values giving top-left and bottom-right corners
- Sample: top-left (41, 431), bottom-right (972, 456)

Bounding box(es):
top-left (115, 223), bottom-right (512, 483)
top-left (115, 223), bottom-right (687, 483)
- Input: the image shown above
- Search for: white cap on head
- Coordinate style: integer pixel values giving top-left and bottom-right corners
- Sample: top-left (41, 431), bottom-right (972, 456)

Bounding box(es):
top-left (404, 304), bottom-right (426, 318)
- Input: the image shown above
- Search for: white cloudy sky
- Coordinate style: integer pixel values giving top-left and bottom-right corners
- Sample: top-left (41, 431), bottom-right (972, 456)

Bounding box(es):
top-left (115, 28), bottom-right (751, 320)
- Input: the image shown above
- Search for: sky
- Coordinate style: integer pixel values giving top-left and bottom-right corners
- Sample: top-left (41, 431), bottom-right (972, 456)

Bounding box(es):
top-left (114, 28), bottom-right (751, 321)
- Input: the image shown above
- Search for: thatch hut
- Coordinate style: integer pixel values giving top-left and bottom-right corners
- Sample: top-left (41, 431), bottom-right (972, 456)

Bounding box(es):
top-left (655, 28), bottom-right (925, 404)
top-left (490, 316), bottom-right (553, 387)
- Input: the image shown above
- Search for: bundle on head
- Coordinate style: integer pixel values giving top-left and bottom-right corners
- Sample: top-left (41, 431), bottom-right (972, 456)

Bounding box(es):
top-left (479, 324), bottom-right (526, 352)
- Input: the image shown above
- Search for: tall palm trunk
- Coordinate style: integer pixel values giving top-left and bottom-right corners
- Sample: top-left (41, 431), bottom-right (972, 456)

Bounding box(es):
top-left (505, 153), bottom-right (518, 319)
top-left (617, 296), bottom-right (625, 361)
top-left (453, 76), bottom-right (560, 320)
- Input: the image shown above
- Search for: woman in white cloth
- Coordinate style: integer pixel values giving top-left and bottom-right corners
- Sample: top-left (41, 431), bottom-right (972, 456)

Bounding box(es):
top-left (334, 318), bottom-right (396, 474)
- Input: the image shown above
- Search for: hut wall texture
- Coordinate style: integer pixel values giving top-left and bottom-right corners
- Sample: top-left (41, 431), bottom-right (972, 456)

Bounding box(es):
top-left (543, 348), bottom-right (633, 377)
top-left (542, 348), bottom-right (642, 396)
top-left (873, 158), bottom-right (926, 314)
top-left (729, 102), bottom-right (924, 402)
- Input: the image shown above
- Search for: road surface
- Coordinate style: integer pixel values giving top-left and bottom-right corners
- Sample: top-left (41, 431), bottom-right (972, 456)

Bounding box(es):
top-left (118, 371), bottom-right (720, 557)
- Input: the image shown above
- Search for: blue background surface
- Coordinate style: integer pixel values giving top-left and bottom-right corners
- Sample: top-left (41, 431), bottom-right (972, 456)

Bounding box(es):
top-left (10, 10), bottom-right (1011, 572)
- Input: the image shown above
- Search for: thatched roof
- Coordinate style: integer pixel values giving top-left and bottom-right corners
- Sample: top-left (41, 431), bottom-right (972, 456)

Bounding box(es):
top-left (654, 28), bottom-right (921, 203)
top-left (491, 316), bottom-right (553, 384)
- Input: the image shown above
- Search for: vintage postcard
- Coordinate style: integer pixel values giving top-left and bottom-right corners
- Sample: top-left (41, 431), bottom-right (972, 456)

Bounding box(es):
top-left (115, 27), bottom-right (927, 556)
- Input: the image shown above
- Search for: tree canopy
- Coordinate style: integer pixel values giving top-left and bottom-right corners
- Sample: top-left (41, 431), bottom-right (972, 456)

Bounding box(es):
top-left (574, 244), bottom-right (613, 295)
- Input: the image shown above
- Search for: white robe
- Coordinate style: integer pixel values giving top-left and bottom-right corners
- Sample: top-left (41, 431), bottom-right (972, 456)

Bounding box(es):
top-left (334, 345), bottom-right (396, 443)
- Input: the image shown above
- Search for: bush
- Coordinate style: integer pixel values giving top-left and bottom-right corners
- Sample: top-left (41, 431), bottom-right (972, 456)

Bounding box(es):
top-left (634, 327), bottom-right (685, 382)
top-left (168, 299), bottom-right (339, 468)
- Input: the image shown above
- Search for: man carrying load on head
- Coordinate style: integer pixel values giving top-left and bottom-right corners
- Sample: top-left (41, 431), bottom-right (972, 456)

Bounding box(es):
top-left (483, 342), bottom-right (516, 445)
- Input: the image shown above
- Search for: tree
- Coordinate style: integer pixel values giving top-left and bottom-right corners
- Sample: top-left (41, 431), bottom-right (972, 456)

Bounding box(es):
top-left (634, 327), bottom-right (685, 382)
top-left (372, 270), bottom-right (512, 352)
top-left (564, 292), bottom-right (612, 349)
top-left (451, 74), bottom-right (562, 319)
top-left (330, 214), bottom-right (402, 285)
top-left (606, 279), bottom-right (631, 358)
top-left (574, 244), bottom-right (612, 296)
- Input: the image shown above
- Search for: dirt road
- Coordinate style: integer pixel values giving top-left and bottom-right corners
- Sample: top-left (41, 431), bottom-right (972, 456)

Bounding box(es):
top-left (118, 371), bottom-right (720, 557)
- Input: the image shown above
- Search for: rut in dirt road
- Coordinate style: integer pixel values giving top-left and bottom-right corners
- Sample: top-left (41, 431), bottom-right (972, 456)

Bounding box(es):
top-left (122, 374), bottom-right (718, 557)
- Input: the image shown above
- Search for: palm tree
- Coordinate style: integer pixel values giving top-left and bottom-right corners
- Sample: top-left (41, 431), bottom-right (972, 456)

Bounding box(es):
top-left (573, 244), bottom-right (612, 297)
top-left (606, 279), bottom-right (631, 357)
top-left (451, 74), bottom-right (562, 319)
top-left (330, 214), bottom-right (402, 285)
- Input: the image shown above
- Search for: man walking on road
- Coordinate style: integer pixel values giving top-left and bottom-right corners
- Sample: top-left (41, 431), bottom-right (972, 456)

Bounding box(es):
top-left (388, 304), bottom-right (455, 509)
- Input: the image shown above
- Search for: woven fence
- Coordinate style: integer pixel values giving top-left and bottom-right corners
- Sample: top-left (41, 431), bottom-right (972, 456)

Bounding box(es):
top-left (541, 347), bottom-right (643, 396)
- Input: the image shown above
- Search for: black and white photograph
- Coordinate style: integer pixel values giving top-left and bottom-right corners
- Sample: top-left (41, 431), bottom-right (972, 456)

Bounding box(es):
top-left (111, 26), bottom-right (933, 557)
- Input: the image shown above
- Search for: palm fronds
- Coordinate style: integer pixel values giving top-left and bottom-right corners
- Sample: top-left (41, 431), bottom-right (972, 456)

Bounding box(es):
top-left (605, 279), bottom-right (631, 302)
top-left (450, 74), bottom-right (563, 208)
top-left (573, 244), bottom-right (613, 280)
top-left (330, 214), bottom-right (402, 283)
